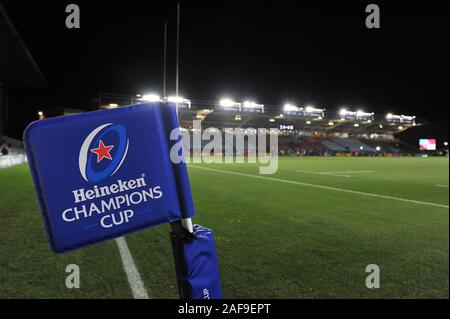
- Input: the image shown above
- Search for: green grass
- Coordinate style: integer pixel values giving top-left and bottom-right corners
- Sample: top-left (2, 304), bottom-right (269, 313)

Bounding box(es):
top-left (0, 157), bottom-right (448, 298)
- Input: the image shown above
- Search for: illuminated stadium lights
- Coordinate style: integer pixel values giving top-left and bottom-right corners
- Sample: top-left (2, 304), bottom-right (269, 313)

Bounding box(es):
top-left (243, 101), bottom-right (264, 113)
top-left (243, 101), bottom-right (262, 108)
top-left (305, 106), bottom-right (316, 113)
top-left (168, 96), bottom-right (185, 103)
top-left (167, 96), bottom-right (192, 108)
top-left (386, 113), bottom-right (416, 124)
top-left (355, 110), bottom-right (375, 121)
top-left (235, 115), bottom-right (242, 121)
top-left (360, 146), bottom-right (364, 150)
top-left (38, 111), bottom-right (44, 116)
top-left (284, 104), bottom-right (300, 112)
top-left (379, 124), bottom-right (384, 129)
top-left (220, 99), bottom-right (241, 108)
top-left (444, 142), bottom-right (449, 146)
top-left (141, 94), bottom-right (161, 102)
top-left (339, 109), bottom-right (356, 120)
top-left (304, 105), bottom-right (325, 118)
top-left (376, 146), bottom-right (382, 151)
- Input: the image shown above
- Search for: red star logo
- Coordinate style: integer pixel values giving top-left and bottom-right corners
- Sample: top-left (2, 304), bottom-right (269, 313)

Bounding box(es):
top-left (90, 140), bottom-right (114, 163)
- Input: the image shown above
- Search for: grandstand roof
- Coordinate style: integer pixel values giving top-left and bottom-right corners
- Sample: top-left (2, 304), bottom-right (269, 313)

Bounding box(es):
top-left (95, 93), bottom-right (425, 135)
top-left (178, 107), bottom-right (425, 135)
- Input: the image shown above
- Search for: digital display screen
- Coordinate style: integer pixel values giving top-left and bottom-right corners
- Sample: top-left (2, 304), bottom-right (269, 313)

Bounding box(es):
top-left (419, 139), bottom-right (437, 151)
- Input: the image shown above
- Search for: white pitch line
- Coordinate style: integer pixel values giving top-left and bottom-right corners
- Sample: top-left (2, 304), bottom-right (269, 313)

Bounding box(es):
top-left (296, 170), bottom-right (351, 178)
top-left (115, 237), bottom-right (149, 299)
top-left (323, 170), bottom-right (375, 174)
top-left (191, 166), bottom-right (449, 209)
top-left (436, 184), bottom-right (449, 188)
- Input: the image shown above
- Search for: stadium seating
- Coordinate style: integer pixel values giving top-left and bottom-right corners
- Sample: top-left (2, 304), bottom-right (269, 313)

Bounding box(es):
top-left (321, 139), bottom-right (347, 152)
top-left (332, 138), bottom-right (375, 152)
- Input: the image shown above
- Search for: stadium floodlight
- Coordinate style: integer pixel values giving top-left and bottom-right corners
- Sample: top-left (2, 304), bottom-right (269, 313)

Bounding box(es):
top-left (386, 113), bottom-right (394, 119)
top-left (220, 99), bottom-right (240, 108)
top-left (167, 96), bottom-right (192, 108)
top-left (243, 101), bottom-right (257, 108)
top-left (340, 108), bottom-right (348, 116)
top-left (305, 106), bottom-right (315, 113)
top-left (355, 110), bottom-right (374, 117)
top-left (444, 142), bottom-right (449, 146)
top-left (141, 94), bottom-right (161, 102)
top-left (284, 104), bottom-right (300, 112)
top-left (167, 96), bottom-right (184, 103)
top-left (243, 101), bottom-right (264, 113)
top-left (379, 124), bottom-right (384, 129)
top-left (360, 146), bottom-right (364, 150)
top-left (376, 146), bottom-right (381, 151)
top-left (38, 111), bottom-right (44, 116)
top-left (304, 105), bottom-right (325, 118)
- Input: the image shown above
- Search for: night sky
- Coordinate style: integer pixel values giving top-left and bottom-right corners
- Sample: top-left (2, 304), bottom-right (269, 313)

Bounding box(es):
top-left (2, 0), bottom-right (449, 144)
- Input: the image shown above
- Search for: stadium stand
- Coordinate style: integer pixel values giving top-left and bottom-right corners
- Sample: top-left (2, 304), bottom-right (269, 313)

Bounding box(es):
top-left (85, 94), bottom-right (428, 157)
top-left (332, 138), bottom-right (375, 152)
top-left (321, 139), bottom-right (347, 152)
top-left (0, 136), bottom-right (27, 169)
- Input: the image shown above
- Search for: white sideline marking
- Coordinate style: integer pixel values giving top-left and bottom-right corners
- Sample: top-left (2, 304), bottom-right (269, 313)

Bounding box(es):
top-left (115, 237), bottom-right (149, 299)
top-left (436, 185), bottom-right (449, 188)
top-left (191, 166), bottom-right (449, 209)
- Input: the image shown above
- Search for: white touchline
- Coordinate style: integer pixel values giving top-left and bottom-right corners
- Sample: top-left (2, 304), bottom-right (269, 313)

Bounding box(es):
top-left (191, 166), bottom-right (449, 209)
top-left (436, 185), bottom-right (449, 188)
top-left (115, 237), bottom-right (150, 299)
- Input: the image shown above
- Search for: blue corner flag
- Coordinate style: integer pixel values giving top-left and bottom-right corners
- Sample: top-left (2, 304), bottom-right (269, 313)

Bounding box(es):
top-left (24, 102), bottom-right (195, 253)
